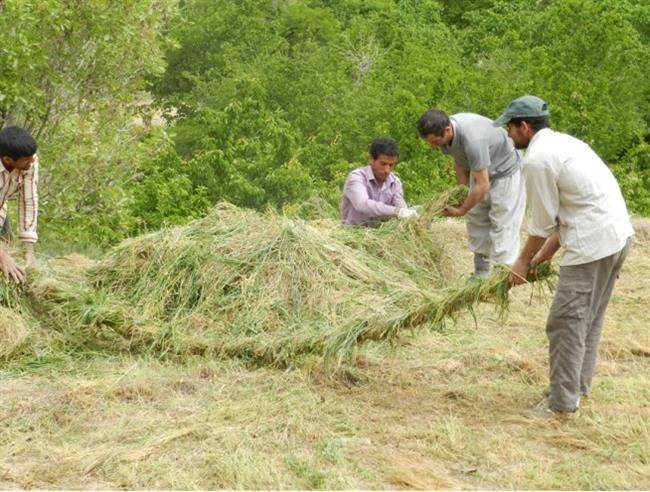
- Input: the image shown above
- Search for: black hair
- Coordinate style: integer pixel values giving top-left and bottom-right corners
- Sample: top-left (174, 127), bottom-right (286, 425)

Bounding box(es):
top-left (417, 109), bottom-right (451, 137)
top-left (0, 126), bottom-right (38, 160)
top-left (508, 116), bottom-right (550, 133)
top-left (369, 138), bottom-right (399, 159)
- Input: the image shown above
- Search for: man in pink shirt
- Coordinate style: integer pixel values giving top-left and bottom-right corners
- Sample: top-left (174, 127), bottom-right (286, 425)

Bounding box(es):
top-left (341, 138), bottom-right (417, 226)
top-left (0, 126), bottom-right (39, 284)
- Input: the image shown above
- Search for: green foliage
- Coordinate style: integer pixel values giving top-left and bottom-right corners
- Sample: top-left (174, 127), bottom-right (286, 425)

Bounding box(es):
top-left (0, 0), bottom-right (179, 245)
top-left (612, 139), bottom-right (650, 216)
top-left (454, 0), bottom-right (649, 162)
top-left (129, 151), bottom-right (212, 232)
top-left (140, 0), bottom-right (648, 227)
top-left (2, 0), bottom-right (649, 248)
top-left (145, 0), bottom-right (462, 216)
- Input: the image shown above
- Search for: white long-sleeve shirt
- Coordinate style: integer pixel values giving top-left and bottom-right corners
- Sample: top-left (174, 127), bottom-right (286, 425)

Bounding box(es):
top-left (523, 129), bottom-right (633, 266)
top-left (0, 155), bottom-right (39, 243)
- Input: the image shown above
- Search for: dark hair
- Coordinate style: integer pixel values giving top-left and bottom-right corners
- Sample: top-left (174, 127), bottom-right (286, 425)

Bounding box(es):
top-left (508, 116), bottom-right (550, 133)
top-left (417, 109), bottom-right (451, 137)
top-left (0, 126), bottom-right (38, 160)
top-left (369, 138), bottom-right (399, 159)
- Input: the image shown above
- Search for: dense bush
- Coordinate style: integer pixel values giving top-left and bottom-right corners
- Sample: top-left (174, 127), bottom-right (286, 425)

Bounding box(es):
top-left (1, 0), bottom-right (647, 248)
top-left (0, 0), bottom-right (178, 246)
top-left (145, 0), bottom-right (649, 224)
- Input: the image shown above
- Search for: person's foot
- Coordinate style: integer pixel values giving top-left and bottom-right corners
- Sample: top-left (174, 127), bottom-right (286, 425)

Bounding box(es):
top-left (526, 398), bottom-right (557, 419)
top-left (473, 253), bottom-right (491, 278)
top-left (526, 398), bottom-right (579, 419)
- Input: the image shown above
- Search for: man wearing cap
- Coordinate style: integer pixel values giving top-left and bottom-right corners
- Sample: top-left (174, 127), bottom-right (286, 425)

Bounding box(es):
top-left (495, 95), bottom-right (634, 417)
top-left (341, 138), bottom-right (417, 226)
top-left (417, 109), bottom-right (526, 277)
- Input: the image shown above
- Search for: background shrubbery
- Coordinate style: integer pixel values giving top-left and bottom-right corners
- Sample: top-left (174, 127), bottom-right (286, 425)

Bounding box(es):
top-left (1, 0), bottom-right (648, 248)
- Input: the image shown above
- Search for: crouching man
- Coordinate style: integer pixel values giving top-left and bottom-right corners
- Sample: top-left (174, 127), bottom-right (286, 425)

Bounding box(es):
top-left (496, 96), bottom-right (634, 417)
top-left (341, 138), bottom-right (417, 226)
top-left (0, 126), bottom-right (39, 283)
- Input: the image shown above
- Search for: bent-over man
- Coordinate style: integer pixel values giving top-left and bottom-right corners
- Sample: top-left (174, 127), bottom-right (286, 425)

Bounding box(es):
top-left (417, 109), bottom-right (526, 277)
top-left (497, 95), bottom-right (634, 417)
top-left (0, 126), bottom-right (39, 283)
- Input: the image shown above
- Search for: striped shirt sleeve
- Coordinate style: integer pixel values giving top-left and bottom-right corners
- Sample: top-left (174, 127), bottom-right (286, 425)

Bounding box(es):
top-left (18, 156), bottom-right (39, 243)
top-left (0, 201), bottom-right (7, 227)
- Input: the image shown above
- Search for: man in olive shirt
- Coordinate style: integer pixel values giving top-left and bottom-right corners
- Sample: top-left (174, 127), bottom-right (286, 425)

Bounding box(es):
top-left (417, 110), bottom-right (526, 277)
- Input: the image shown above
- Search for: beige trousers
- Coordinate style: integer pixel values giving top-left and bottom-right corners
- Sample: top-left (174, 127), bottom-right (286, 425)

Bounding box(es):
top-left (465, 168), bottom-right (526, 275)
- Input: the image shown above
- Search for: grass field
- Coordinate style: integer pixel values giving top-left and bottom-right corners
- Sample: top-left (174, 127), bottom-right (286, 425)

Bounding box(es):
top-left (1, 219), bottom-right (648, 489)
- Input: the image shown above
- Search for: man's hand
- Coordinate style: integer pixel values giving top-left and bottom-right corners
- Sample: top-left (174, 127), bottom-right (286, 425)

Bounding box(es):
top-left (0, 249), bottom-right (26, 284)
top-left (24, 243), bottom-right (36, 268)
top-left (530, 255), bottom-right (547, 268)
top-left (509, 257), bottom-right (530, 286)
top-left (442, 205), bottom-right (467, 217)
top-left (397, 207), bottom-right (418, 220)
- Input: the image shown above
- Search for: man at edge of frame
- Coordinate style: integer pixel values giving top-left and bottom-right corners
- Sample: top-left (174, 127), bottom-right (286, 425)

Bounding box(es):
top-left (0, 125), bottom-right (39, 284)
top-left (496, 95), bottom-right (634, 418)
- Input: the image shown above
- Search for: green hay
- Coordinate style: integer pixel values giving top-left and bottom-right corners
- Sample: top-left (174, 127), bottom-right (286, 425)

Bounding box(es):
top-left (323, 263), bottom-right (555, 364)
top-left (1, 190), bottom-right (554, 368)
top-left (0, 276), bottom-right (29, 311)
top-left (417, 185), bottom-right (469, 220)
top-left (87, 203), bottom-right (446, 362)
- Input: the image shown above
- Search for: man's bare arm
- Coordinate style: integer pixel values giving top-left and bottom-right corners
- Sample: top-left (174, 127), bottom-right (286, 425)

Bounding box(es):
top-left (454, 157), bottom-right (470, 186)
top-left (531, 233), bottom-right (560, 266)
top-left (24, 242), bottom-right (36, 268)
top-left (443, 169), bottom-right (489, 217)
top-left (509, 235), bottom-right (548, 285)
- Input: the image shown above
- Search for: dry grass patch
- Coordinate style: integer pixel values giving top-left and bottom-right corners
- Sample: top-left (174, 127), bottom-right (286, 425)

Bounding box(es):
top-left (0, 217), bottom-right (647, 489)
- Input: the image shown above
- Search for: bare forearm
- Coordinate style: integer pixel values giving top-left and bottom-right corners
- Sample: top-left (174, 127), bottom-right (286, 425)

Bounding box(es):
top-left (454, 160), bottom-right (470, 186)
top-left (24, 242), bottom-right (36, 267)
top-left (532, 233), bottom-right (560, 265)
top-left (459, 182), bottom-right (489, 213)
top-left (517, 235), bottom-right (548, 265)
top-left (455, 168), bottom-right (470, 186)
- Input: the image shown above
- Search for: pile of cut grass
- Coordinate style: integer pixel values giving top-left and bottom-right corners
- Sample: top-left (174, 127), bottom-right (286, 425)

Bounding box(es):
top-left (87, 202), bottom-right (452, 364)
top-left (1, 189), bottom-right (554, 367)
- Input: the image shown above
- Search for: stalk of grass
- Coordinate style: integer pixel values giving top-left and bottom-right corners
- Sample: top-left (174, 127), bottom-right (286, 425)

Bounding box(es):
top-left (322, 263), bottom-right (556, 364)
top-left (416, 185), bottom-right (469, 222)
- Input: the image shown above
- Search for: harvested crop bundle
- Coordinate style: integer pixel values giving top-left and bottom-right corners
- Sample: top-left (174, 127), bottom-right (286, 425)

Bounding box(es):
top-left (0, 191), bottom-right (554, 367)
